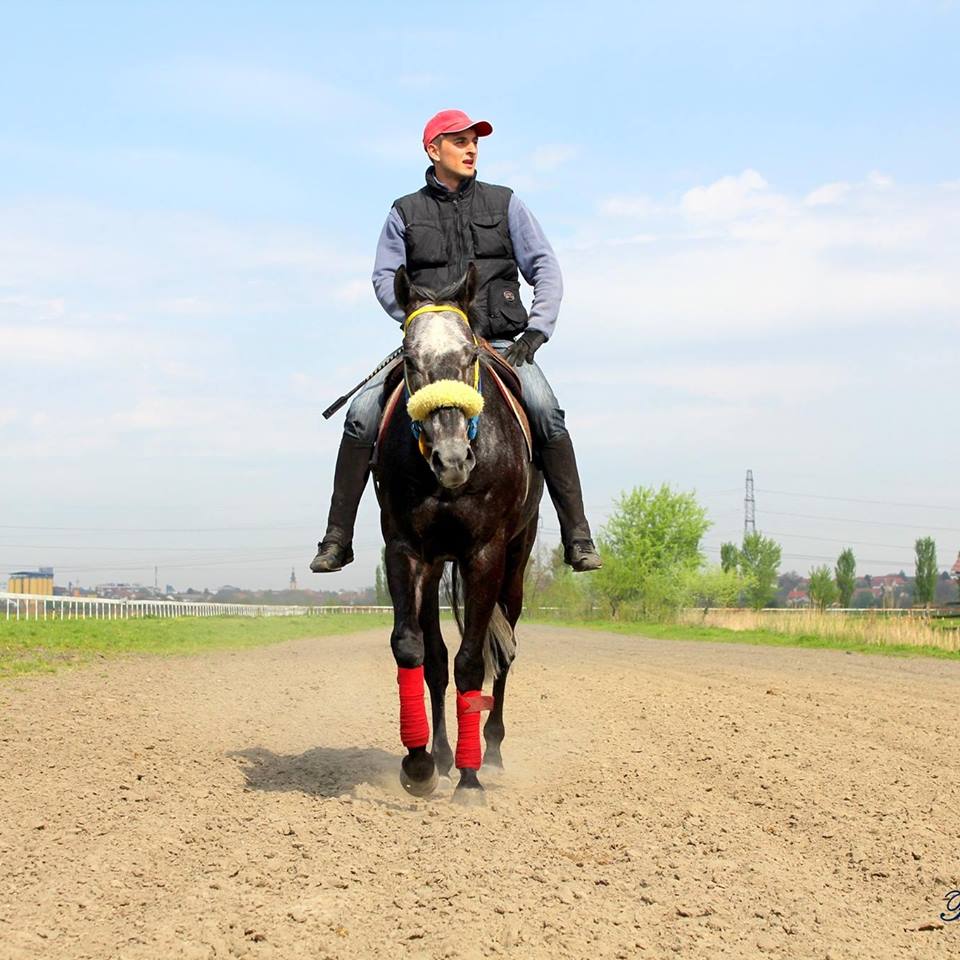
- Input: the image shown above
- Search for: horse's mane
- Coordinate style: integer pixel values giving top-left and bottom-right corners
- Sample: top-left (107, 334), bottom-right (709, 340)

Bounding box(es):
top-left (406, 278), bottom-right (481, 330)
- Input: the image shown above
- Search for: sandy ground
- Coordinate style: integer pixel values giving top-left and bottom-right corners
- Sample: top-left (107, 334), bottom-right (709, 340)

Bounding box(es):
top-left (1, 624), bottom-right (959, 960)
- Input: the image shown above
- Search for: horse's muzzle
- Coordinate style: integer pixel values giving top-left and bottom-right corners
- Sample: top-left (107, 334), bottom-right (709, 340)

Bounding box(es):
top-left (430, 442), bottom-right (476, 489)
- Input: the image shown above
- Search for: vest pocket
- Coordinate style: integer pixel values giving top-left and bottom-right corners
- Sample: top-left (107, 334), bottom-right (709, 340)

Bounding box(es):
top-left (405, 222), bottom-right (448, 269)
top-left (487, 279), bottom-right (529, 336)
top-left (471, 215), bottom-right (512, 259)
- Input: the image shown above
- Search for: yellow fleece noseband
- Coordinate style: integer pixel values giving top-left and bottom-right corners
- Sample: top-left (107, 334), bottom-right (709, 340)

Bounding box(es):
top-left (403, 306), bottom-right (484, 443)
top-left (407, 379), bottom-right (485, 421)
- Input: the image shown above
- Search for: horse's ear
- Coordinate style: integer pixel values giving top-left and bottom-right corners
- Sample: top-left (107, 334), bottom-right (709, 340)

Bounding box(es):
top-left (459, 262), bottom-right (479, 311)
top-left (394, 266), bottom-right (411, 314)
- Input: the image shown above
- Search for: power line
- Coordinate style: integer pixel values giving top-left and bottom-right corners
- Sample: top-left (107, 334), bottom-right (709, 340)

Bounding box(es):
top-left (758, 488), bottom-right (959, 512)
top-left (20, 558), bottom-right (302, 576)
top-left (759, 530), bottom-right (922, 551)
top-left (0, 542), bottom-right (308, 553)
top-left (0, 522), bottom-right (311, 533)
top-left (0, 551), bottom-right (305, 576)
top-left (762, 509), bottom-right (960, 534)
top-left (779, 553), bottom-right (914, 567)
top-left (702, 544), bottom-right (915, 568)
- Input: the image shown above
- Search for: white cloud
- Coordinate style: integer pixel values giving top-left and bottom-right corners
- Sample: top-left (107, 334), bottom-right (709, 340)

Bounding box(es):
top-left (563, 171), bottom-right (960, 341)
top-left (560, 359), bottom-right (858, 402)
top-left (143, 57), bottom-right (372, 123)
top-left (804, 181), bottom-right (851, 207)
top-left (0, 326), bottom-right (97, 363)
top-left (0, 199), bottom-right (389, 461)
top-left (335, 278), bottom-right (373, 305)
top-left (484, 144), bottom-right (578, 193)
top-left (529, 145), bottom-right (578, 173)
top-left (598, 194), bottom-right (655, 218)
top-left (0, 294), bottom-right (66, 322)
top-left (681, 169), bottom-right (789, 220)
top-left (0, 202), bottom-right (369, 322)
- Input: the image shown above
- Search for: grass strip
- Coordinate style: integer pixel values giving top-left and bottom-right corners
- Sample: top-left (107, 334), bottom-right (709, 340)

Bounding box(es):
top-left (0, 613), bottom-right (392, 678)
top-left (526, 616), bottom-right (960, 661)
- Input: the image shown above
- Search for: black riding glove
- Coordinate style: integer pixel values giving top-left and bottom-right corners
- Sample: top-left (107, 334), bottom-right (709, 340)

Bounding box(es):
top-left (503, 330), bottom-right (546, 367)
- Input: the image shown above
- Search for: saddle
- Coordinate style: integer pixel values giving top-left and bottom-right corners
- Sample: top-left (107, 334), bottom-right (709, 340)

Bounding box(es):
top-left (374, 339), bottom-right (533, 464)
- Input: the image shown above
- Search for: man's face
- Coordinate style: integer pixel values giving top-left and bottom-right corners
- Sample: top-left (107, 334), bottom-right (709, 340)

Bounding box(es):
top-left (427, 128), bottom-right (479, 181)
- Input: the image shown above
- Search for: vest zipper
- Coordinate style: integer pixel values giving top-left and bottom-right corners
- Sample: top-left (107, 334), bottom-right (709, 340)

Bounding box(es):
top-left (453, 197), bottom-right (464, 276)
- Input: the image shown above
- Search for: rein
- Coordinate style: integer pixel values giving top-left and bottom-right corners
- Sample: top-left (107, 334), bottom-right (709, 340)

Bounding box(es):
top-left (403, 305), bottom-right (484, 458)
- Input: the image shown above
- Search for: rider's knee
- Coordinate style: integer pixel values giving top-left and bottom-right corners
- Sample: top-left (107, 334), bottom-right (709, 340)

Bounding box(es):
top-left (528, 404), bottom-right (567, 446)
top-left (343, 395), bottom-right (380, 445)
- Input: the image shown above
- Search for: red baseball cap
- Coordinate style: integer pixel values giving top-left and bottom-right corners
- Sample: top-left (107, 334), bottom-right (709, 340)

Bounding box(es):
top-left (422, 110), bottom-right (493, 148)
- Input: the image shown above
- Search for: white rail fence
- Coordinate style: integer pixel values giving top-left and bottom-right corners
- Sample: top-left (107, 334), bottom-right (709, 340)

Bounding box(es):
top-left (1, 592), bottom-right (394, 622)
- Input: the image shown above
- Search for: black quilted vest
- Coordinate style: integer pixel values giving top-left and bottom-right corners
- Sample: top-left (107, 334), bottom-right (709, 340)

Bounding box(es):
top-left (393, 169), bottom-right (530, 340)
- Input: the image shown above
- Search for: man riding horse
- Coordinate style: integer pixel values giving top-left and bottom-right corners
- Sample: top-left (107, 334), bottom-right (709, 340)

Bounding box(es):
top-left (310, 109), bottom-right (601, 575)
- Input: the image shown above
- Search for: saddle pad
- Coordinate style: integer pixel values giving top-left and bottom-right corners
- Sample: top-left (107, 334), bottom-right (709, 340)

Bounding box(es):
top-left (486, 364), bottom-right (533, 462)
top-left (478, 338), bottom-right (523, 397)
top-left (375, 378), bottom-right (406, 457)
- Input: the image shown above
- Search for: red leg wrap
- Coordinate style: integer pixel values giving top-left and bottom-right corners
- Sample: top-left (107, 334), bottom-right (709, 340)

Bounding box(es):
top-left (455, 689), bottom-right (492, 770)
top-left (397, 666), bottom-right (429, 748)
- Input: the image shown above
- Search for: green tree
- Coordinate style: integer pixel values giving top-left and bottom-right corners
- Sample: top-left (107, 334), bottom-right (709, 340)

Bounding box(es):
top-left (720, 542), bottom-right (739, 574)
top-left (594, 485), bottom-right (710, 619)
top-left (808, 564), bottom-right (839, 610)
top-left (835, 548), bottom-right (856, 607)
top-left (914, 537), bottom-right (938, 607)
top-left (852, 589), bottom-right (877, 609)
top-left (374, 549), bottom-right (390, 605)
top-left (737, 532), bottom-right (782, 610)
top-left (522, 541), bottom-right (590, 617)
top-left (522, 541), bottom-right (552, 610)
top-left (685, 565), bottom-right (744, 612)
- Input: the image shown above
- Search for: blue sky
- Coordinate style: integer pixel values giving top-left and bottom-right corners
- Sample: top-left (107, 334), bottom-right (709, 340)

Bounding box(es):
top-left (2, 1), bottom-right (959, 591)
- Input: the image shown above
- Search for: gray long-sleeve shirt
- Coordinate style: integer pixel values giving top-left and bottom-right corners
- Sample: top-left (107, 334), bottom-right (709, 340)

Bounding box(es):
top-left (371, 189), bottom-right (563, 340)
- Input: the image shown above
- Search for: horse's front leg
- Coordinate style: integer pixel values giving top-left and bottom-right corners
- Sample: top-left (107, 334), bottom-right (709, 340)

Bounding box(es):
top-left (420, 566), bottom-right (454, 779)
top-left (385, 540), bottom-right (437, 797)
top-left (453, 545), bottom-right (505, 800)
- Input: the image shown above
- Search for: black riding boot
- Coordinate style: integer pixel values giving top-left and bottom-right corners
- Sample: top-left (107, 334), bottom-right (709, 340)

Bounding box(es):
top-left (310, 436), bottom-right (373, 573)
top-left (539, 433), bottom-right (602, 572)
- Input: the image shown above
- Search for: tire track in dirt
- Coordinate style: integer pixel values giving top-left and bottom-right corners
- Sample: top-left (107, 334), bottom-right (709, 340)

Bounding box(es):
top-left (1, 626), bottom-right (958, 959)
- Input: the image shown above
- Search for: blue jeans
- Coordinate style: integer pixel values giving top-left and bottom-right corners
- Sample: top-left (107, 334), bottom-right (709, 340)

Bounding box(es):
top-left (343, 340), bottom-right (567, 445)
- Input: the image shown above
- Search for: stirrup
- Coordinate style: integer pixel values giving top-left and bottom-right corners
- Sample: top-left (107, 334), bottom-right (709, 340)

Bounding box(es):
top-left (309, 539), bottom-right (354, 573)
top-left (564, 539), bottom-right (602, 572)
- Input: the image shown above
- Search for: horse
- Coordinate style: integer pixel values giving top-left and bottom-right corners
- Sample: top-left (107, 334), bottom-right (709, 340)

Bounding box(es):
top-left (374, 263), bottom-right (543, 801)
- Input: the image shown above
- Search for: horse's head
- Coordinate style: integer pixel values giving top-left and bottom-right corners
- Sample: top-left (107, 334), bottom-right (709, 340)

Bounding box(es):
top-left (396, 264), bottom-right (483, 489)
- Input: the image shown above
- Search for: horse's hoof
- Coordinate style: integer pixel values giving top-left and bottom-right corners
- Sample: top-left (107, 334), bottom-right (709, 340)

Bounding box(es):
top-left (400, 754), bottom-right (439, 797)
top-left (483, 749), bottom-right (504, 770)
top-left (453, 769), bottom-right (485, 804)
top-left (453, 783), bottom-right (486, 806)
top-left (437, 773), bottom-right (455, 793)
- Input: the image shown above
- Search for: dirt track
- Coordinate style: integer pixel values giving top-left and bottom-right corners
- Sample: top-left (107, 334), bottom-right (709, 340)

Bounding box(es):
top-left (2, 625), bottom-right (958, 959)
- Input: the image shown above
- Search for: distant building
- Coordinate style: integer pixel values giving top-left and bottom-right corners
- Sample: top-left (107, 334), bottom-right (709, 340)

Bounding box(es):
top-left (7, 569), bottom-right (54, 595)
top-left (94, 582), bottom-right (149, 600)
top-left (786, 588), bottom-right (810, 608)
